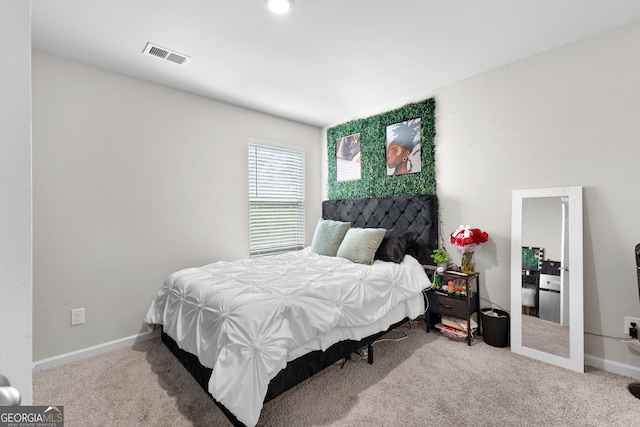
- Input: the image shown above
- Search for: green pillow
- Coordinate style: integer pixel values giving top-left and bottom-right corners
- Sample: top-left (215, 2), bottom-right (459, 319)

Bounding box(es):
top-left (311, 219), bottom-right (351, 256)
top-left (336, 227), bottom-right (387, 265)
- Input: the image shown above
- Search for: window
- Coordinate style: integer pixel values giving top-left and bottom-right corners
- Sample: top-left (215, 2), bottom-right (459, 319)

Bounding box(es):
top-left (248, 141), bottom-right (305, 256)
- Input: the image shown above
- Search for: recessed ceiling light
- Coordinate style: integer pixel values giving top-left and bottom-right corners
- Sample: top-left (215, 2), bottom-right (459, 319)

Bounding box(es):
top-left (264, 0), bottom-right (294, 14)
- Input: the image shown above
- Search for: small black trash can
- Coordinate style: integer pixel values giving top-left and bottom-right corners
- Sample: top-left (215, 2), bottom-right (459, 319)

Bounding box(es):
top-left (481, 308), bottom-right (510, 348)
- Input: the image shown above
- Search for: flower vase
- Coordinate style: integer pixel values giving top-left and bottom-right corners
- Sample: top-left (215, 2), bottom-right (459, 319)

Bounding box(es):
top-left (461, 250), bottom-right (475, 274)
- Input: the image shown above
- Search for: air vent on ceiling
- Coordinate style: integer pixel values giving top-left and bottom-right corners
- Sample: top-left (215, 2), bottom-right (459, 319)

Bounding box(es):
top-left (143, 42), bottom-right (190, 66)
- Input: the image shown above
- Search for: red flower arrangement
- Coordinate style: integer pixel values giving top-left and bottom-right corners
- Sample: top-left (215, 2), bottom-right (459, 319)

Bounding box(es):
top-left (450, 225), bottom-right (489, 248)
top-left (450, 225), bottom-right (489, 274)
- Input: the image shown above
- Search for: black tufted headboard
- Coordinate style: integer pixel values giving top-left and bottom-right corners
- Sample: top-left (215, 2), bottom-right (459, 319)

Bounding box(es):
top-left (321, 195), bottom-right (438, 266)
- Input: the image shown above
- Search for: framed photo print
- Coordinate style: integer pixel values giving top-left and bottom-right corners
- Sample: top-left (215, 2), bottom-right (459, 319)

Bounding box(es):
top-left (336, 133), bottom-right (361, 182)
top-left (385, 118), bottom-right (422, 176)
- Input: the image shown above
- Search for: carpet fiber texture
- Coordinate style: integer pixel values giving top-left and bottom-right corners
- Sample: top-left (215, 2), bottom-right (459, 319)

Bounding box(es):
top-left (33, 323), bottom-right (640, 426)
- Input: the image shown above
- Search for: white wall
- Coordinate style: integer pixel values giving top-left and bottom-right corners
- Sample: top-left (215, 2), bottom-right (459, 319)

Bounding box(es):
top-left (324, 21), bottom-right (640, 370)
top-left (32, 53), bottom-right (323, 360)
top-left (434, 21), bottom-right (640, 368)
top-left (0, 0), bottom-right (33, 404)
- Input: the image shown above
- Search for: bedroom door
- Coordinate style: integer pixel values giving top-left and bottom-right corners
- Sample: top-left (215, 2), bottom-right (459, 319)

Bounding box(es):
top-left (0, 0), bottom-right (33, 405)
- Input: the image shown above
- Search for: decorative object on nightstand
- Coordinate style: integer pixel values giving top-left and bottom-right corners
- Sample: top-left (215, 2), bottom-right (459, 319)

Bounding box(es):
top-left (450, 225), bottom-right (489, 274)
top-left (430, 248), bottom-right (450, 273)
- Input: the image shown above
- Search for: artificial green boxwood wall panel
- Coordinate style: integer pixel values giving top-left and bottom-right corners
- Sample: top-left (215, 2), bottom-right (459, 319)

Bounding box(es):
top-left (327, 98), bottom-right (436, 200)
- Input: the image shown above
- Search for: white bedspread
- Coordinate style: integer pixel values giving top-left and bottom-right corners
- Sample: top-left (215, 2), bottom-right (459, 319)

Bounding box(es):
top-left (144, 248), bottom-right (428, 426)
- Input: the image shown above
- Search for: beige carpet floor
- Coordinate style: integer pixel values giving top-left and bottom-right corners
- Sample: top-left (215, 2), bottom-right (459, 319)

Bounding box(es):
top-left (34, 323), bottom-right (640, 426)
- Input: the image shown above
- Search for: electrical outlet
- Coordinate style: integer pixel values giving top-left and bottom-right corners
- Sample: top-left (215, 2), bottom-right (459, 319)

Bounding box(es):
top-left (71, 308), bottom-right (85, 326)
top-left (624, 316), bottom-right (640, 336)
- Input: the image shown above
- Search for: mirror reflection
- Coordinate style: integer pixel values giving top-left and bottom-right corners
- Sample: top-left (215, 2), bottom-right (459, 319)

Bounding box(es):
top-left (521, 197), bottom-right (570, 358)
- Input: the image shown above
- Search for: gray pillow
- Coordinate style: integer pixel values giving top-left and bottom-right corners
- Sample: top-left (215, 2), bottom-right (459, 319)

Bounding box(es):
top-left (311, 219), bottom-right (351, 256)
top-left (336, 227), bottom-right (387, 265)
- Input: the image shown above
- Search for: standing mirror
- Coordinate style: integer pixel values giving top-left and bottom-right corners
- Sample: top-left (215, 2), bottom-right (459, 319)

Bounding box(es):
top-left (511, 186), bottom-right (584, 372)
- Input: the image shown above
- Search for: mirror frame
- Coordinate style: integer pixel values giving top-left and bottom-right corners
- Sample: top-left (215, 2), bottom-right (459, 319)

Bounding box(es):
top-left (510, 186), bottom-right (584, 372)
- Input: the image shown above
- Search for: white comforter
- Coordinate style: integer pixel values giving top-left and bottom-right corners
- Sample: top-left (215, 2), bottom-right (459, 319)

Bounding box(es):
top-left (145, 248), bottom-right (428, 426)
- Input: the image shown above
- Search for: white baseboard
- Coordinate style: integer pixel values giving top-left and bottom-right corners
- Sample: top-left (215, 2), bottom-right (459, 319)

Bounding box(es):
top-left (32, 328), bottom-right (160, 373)
top-left (31, 330), bottom-right (640, 381)
top-left (585, 353), bottom-right (640, 380)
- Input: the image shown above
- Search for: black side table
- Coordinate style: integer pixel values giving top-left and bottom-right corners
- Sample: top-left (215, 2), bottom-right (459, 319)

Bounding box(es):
top-left (424, 268), bottom-right (481, 346)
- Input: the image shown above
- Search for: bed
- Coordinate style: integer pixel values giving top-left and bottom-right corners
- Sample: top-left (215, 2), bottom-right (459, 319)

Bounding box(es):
top-left (145, 195), bottom-right (438, 426)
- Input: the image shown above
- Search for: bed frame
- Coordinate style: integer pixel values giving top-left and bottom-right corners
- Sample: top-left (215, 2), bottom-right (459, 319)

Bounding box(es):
top-left (161, 194), bottom-right (438, 426)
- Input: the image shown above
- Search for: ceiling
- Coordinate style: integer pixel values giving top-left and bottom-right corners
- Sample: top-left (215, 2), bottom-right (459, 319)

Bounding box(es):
top-left (31, 0), bottom-right (640, 128)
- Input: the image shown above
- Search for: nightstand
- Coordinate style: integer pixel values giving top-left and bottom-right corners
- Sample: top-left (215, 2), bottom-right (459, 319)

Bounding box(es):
top-left (423, 268), bottom-right (481, 346)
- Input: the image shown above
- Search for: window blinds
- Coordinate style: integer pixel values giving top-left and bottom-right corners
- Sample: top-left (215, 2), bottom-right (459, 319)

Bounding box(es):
top-left (248, 142), bottom-right (305, 256)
